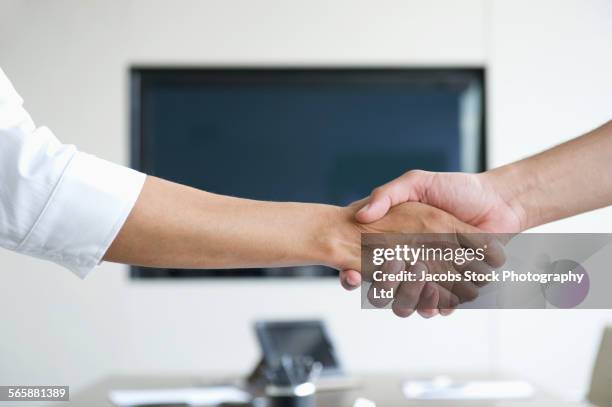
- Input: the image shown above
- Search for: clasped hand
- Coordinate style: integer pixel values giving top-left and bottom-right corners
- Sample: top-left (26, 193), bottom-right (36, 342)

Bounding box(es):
top-left (334, 172), bottom-right (510, 319)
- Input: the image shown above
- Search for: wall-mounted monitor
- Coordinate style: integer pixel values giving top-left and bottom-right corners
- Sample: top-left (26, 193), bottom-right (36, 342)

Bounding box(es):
top-left (130, 67), bottom-right (485, 279)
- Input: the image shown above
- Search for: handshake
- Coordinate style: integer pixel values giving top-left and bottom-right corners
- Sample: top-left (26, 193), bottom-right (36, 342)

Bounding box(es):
top-left (314, 120), bottom-right (612, 318)
top-left (104, 120), bottom-right (610, 316)
top-left (329, 169), bottom-right (521, 319)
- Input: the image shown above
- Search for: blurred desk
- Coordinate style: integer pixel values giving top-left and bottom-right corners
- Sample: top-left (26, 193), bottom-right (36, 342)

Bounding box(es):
top-left (63, 374), bottom-right (592, 407)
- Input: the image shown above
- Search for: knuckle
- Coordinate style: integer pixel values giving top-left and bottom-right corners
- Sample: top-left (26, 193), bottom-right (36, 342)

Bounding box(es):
top-left (406, 169), bottom-right (426, 179)
top-left (425, 208), bottom-right (448, 227)
top-left (405, 169), bottom-right (420, 177)
top-left (371, 186), bottom-right (385, 197)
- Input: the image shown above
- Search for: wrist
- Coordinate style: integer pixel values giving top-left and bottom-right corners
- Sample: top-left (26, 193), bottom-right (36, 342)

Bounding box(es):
top-left (480, 163), bottom-right (537, 231)
top-left (311, 205), bottom-right (361, 270)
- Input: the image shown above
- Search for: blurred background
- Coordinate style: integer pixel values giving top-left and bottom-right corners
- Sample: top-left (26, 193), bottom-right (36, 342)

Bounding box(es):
top-left (1, 0), bottom-right (612, 402)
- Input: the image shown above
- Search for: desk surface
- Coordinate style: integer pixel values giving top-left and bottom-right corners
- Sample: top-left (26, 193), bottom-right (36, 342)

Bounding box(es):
top-left (62, 374), bottom-right (592, 407)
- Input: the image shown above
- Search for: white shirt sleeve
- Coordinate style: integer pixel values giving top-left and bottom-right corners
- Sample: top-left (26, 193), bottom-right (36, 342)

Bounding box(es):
top-left (0, 67), bottom-right (146, 278)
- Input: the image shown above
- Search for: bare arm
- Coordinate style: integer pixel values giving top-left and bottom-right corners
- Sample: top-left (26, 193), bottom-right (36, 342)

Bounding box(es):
top-left (486, 120), bottom-right (612, 230)
top-left (104, 176), bottom-right (356, 270)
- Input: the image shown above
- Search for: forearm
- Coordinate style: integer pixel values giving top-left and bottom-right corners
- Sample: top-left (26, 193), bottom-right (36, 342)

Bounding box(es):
top-left (483, 120), bottom-right (612, 230)
top-left (104, 176), bottom-right (358, 270)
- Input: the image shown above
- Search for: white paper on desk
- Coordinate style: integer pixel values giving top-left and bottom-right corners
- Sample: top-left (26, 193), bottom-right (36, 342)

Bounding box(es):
top-left (108, 386), bottom-right (250, 406)
top-left (402, 378), bottom-right (535, 400)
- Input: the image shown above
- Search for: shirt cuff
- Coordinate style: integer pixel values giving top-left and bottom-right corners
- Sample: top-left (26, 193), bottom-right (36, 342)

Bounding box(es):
top-left (17, 152), bottom-right (146, 278)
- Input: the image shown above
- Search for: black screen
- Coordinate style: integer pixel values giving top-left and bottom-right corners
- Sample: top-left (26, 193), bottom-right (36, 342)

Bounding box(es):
top-left (256, 321), bottom-right (340, 373)
top-left (131, 68), bottom-right (485, 278)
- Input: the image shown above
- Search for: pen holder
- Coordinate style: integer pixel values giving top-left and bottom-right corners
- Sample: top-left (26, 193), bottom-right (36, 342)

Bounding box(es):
top-left (265, 382), bottom-right (316, 407)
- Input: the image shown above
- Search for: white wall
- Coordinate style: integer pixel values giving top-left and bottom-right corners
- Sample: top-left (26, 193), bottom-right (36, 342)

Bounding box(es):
top-left (489, 0), bottom-right (612, 400)
top-left (1, 0), bottom-right (611, 401)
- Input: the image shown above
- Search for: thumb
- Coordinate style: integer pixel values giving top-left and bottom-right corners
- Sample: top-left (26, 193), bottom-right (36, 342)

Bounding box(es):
top-left (339, 269), bottom-right (362, 290)
top-left (356, 171), bottom-right (427, 223)
top-left (355, 193), bottom-right (392, 224)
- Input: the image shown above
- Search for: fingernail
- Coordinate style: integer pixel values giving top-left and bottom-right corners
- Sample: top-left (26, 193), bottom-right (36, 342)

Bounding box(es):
top-left (421, 310), bottom-right (436, 319)
top-left (357, 204), bottom-right (370, 214)
top-left (423, 284), bottom-right (435, 299)
top-left (347, 274), bottom-right (360, 286)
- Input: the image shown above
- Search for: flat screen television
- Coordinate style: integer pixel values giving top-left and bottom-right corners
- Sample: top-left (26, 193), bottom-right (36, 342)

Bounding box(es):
top-left (130, 67), bottom-right (485, 278)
